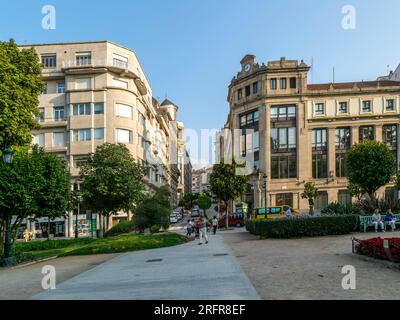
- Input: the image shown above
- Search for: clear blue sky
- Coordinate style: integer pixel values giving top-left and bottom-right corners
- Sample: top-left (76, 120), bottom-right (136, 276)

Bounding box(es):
top-left (1, 0), bottom-right (400, 150)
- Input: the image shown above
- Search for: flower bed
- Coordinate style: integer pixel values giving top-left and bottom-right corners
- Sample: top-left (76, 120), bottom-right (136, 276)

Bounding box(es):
top-left (354, 237), bottom-right (400, 262)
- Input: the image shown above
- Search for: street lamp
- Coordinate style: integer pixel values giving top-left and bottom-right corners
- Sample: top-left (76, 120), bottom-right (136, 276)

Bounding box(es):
top-left (1, 147), bottom-right (14, 267)
top-left (263, 174), bottom-right (268, 211)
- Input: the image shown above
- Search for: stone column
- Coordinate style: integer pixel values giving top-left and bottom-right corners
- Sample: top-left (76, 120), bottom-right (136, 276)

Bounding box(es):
top-left (351, 126), bottom-right (359, 145)
top-left (375, 125), bottom-right (383, 142)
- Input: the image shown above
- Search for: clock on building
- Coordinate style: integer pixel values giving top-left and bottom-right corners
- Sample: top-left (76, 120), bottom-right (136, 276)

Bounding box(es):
top-left (244, 64), bottom-right (251, 72)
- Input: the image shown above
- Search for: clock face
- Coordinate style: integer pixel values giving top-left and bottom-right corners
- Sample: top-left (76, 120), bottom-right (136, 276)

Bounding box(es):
top-left (244, 64), bottom-right (251, 72)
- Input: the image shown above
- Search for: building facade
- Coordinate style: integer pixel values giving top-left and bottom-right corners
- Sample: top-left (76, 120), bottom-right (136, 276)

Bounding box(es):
top-left (177, 121), bottom-right (193, 199)
top-left (19, 41), bottom-right (186, 237)
top-left (222, 55), bottom-right (400, 212)
top-left (192, 167), bottom-right (213, 194)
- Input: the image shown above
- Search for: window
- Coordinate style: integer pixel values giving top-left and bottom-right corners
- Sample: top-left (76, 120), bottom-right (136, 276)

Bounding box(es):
top-left (138, 111), bottom-right (146, 126)
top-left (383, 124), bottom-right (397, 149)
top-left (237, 88), bottom-right (243, 100)
top-left (253, 82), bottom-right (258, 94)
top-left (53, 106), bottom-right (64, 121)
top-left (73, 156), bottom-right (88, 168)
top-left (359, 126), bottom-right (374, 142)
top-left (386, 99), bottom-right (395, 111)
top-left (362, 100), bottom-right (371, 112)
top-left (270, 78), bottom-right (277, 90)
top-left (41, 54), bottom-right (56, 68)
top-left (314, 103), bottom-right (325, 116)
top-left (73, 129), bottom-right (91, 142)
top-left (271, 128), bottom-right (296, 151)
top-left (253, 131), bottom-right (259, 151)
top-left (245, 85), bottom-right (251, 97)
top-left (53, 132), bottom-right (65, 147)
top-left (338, 102), bottom-right (348, 114)
top-left (276, 193), bottom-right (293, 207)
top-left (312, 154), bottom-right (328, 179)
top-left (116, 103), bottom-right (132, 119)
top-left (338, 190), bottom-right (352, 205)
top-left (94, 103), bottom-right (104, 115)
top-left (75, 78), bottom-right (91, 90)
top-left (35, 133), bottom-right (45, 147)
top-left (57, 83), bottom-right (65, 94)
top-left (113, 54), bottom-right (128, 68)
top-left (271, 105), bottom-right (296, 121)
top-left (336, 153), bottom-right (346, 177)
top-left (37, 108), bottom-right (45, 123)
top-left (112, 79), bottom-right (128, 89)
top-left (116, 129), bottom-right (133, 144)
top-left (280, 78), bottom-right (287, 89)
top-left (73, 103), bottom-right (91, 116)
top-left (76, 52), bottom-right (91, 66)
top-left (315, 192), bottom-right (328, 210)
top-left (335, 127), bottom-right (351, 150)
top-left (271, 156), bottom-right (297, 179)
top-left (94, 128), bottom-right (104, 140)
top-left (312, 129), bottom-right (327, 150)
top-left (239, 110), bottom-right (259, 127)
top-left (290, 77), bottom-right (297, 89)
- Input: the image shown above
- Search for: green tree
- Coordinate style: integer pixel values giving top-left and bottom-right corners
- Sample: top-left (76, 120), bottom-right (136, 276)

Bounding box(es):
top-left (135, 187), bottom-right (172, 231)
top-left (0, 39), bottom-right (44, 150)
top-left (79, 143), bottom-right (146, 237)
top-left (209, 161), bottom-right (248, 228)
top-left (301, 182), bottom-right (319, 216)
top-left (198, 193), bottom-right (212, 218)
top-left (345, 140), bottom-right (395, 200)
top-left (178, 192), bottom-right (198, 210)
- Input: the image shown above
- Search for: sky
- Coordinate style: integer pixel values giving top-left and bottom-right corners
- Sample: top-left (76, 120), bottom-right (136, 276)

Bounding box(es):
top-left (1, 0), bottom-right (400, 166)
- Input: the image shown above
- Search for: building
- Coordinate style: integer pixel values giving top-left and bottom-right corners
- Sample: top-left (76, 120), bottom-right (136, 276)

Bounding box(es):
top-left (18, 40), bottom-right (187, 237)
top-left (192, 167), bottom-right (213, 194)
top-left (377, 63), bottom-right (400, 82)
top-left (177, 121), bottom-right (193, 199)
top-left (221, 55), bottom-right (400, 212)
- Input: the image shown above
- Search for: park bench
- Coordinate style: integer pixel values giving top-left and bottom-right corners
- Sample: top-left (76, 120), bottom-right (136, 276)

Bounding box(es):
top-left (359, 214), bottom-right (400, 232)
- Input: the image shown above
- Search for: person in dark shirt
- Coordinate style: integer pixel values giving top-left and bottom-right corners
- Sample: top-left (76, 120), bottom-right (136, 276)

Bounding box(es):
top-left (384, 209), bottom-right (397, 232)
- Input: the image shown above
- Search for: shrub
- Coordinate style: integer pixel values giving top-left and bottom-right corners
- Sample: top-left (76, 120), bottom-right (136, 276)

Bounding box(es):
top-left (355, 237), bottom-right (400, 262)
top-left (246, 215), bottom-right (359, 238)
top-left (14, 237), bottom-right (96, 253)
top-left (321, 202), bottom-right (357, 216)
top-left (150, 225), bottom-right (161, 234)
top-left (135, 198), bottom-right (170, 231)
top-left (104, 220), bottom-right (137, 238)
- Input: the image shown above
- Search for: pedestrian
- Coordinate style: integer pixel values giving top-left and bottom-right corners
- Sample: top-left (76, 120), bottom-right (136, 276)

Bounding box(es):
top-left (285, 207), bottom-right (292, 218)
top-left (194, 219), bottom-right (200, 238)
top-left (198, 216), bottom-right (208, 245)
top-left (212, 216), bottom-right (218, 235)
top-left (384, 209), bottom-right (397, 232)
top-left (186, 219), bottom-right (193, 237)
top-left (372, 209), bottom-right (385, 232)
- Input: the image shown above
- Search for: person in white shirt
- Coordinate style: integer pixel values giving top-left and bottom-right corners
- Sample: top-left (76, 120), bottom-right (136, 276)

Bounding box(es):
top-left (372, 209), bottom-right (385, 232)
top-left (212, 216), bottom-right (218, 235)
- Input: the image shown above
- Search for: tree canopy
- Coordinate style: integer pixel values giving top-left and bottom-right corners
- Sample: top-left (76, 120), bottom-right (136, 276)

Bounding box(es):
top-left (345, 140), bottom-right (395, 198)
top-left (198, 193), bottom-right (212, 218)
top-left (0, 39), bottom-right (44, 150)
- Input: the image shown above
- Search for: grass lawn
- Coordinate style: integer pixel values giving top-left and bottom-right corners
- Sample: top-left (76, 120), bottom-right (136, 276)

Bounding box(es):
top-left (10, 233), bottom-right (187, 263)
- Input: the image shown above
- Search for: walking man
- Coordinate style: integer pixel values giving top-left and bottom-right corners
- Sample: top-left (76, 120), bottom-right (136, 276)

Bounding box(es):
top-left (198, 216), bottom-right (208, 245)
top-left (212, 216), bottom-right (218, 235)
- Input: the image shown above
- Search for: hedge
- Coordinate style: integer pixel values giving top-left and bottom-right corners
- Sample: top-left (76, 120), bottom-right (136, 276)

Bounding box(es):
top-left (246, 215), bottom-right (359, 238)
top-left (104, 220), bottom-right (137, 238)
top-left (14, 237), bottom-right (96, 253)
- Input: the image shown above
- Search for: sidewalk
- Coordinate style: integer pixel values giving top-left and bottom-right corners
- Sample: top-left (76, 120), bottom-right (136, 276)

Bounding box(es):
top-left (34, 232), bottom-right (260, 300)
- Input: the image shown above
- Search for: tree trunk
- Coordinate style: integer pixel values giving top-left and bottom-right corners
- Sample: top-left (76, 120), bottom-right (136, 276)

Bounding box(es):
top-left (47, 217), bottom-right (51, 240)
top-left (225, 200), bottom-right (230, 229)
top-left (98, 214), bottom-right (104, 238)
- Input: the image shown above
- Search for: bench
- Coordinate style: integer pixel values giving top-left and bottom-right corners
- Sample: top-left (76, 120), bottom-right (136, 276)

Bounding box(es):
top-left (360, 214), bottom-right (400, 232)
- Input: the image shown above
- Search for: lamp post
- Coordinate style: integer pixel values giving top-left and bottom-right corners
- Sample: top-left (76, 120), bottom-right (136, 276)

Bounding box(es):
top-left (2, 147), bottom-right (14, 267)
top-left (263, 174), bottom-right (268, 212)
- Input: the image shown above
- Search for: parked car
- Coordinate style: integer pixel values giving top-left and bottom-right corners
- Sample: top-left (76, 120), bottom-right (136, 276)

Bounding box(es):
top-left (173, 211), bottom-right (182, 220)
top-left (218, 212), bottom-right (246, 228)
top-left (191, 209), bottom-right (200, 217)
top-left (169, 214), bottom-right (178, 224)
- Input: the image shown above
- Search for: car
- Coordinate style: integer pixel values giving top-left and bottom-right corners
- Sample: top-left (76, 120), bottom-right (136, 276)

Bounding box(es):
top-left (252, 206), bottom-right (300, 220)
top-left (191, 209), bottom-right (200, 217)
top-left (218, 212), bottom-right (246, 228)
top-left (173, 211), bottom-right (182, 220)
top-left (169, 214), bottom-right (178, 224)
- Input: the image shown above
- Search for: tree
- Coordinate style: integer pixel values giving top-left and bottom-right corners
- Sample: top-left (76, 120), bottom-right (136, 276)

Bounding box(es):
top-left (198, 193), bottom-right (212, 219)
top-left (135, 187), bottom-right (172, 231)
top-left (178, 192), bottom-right (198, 210)
top-left (79, 143), bottom-right (146, 237)
top-left (0, 39), bottom-right (44, 151)
top-left (345, 141), bottom-right (395, 199)
top-left (301, 182), bottom-right (319, 216)
top-left (209, 161), bottom-right (248, 229)
top-left (33, 147), bottom-right (70, 240)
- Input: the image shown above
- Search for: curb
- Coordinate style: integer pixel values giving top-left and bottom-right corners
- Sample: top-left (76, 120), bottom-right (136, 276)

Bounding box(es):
top-left (4, 255), bottom-right (59, 271)
top-left (352, 253), bottom-right (400, 270)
